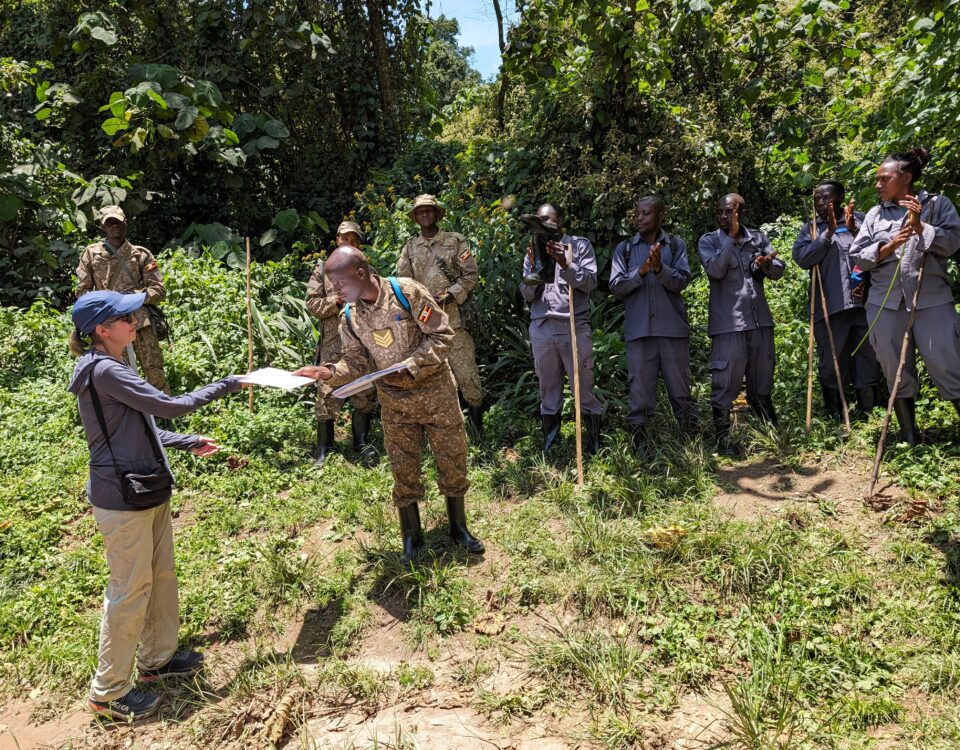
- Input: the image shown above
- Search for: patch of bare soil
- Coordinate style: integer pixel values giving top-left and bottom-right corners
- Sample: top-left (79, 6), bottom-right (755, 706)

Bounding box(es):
top-left (661, 688), bottom-right (731, 749)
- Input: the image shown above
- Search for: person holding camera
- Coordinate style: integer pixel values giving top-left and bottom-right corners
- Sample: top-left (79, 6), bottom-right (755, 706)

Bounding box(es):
top-left (67, 290), bottom-right (243, 721)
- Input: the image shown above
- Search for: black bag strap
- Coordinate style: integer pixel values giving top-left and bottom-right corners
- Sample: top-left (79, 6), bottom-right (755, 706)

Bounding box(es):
top-left (87, 361), bottom-right (165, 487)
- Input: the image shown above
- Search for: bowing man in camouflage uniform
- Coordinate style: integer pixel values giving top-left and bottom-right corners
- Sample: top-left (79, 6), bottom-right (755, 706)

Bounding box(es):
top-left (296, 246), bottom-right (484, 563)
top-left (397, 194), bottom-right (485, 433)
top-left (305, 221), bottom-right (377, 466)
top-left (76, 205), bottom-right (170, 393)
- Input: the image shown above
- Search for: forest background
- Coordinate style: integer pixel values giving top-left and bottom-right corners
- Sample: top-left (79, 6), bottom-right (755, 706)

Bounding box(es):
top-left (3, 1), bottom-right (960, 747)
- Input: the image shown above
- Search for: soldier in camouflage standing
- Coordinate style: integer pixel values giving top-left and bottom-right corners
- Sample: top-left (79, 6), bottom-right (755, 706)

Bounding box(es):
top-left (397, 194), bottom-right (485, 434)
top-left (305, 221), bottom-right (378, 466)
top-left (296, 246), bottom-right (484, 563)
top-left (76, 205), bottom-right (170, 394)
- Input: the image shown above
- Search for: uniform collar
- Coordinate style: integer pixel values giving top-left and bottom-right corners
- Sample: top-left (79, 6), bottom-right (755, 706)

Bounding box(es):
top-left (631, 229), bottom-right (670, 247)
top-left (416, 229), bottom-right (445, 245)
top-left (881, 189), bottom-right (931, 209)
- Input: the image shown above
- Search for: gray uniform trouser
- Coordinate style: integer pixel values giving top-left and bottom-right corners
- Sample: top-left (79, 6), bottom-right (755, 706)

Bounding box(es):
top-left (625, 336), bottom-right (695, 426)
top-left (530, 317), bottom-right (602, 416)
top-left (814, 307), bottom-right (882, 390)
top-left (709, 327), bottom-right (775, 410)
top-left (867, 301), bottom-right (960, 400)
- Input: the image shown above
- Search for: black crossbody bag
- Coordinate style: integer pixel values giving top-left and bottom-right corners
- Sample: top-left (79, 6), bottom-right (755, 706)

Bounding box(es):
top-left (88, 369), bottom-right (174, 508)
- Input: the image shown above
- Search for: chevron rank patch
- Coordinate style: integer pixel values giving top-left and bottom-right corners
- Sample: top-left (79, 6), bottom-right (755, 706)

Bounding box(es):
top-left (459, 249), bottom-right (472, 261)
top-left (418, 303), bottom-right (434, 324)
top-left (372, 328), bottom-right (394, 348)
top-left (144, 261), bottom-right (158, 272)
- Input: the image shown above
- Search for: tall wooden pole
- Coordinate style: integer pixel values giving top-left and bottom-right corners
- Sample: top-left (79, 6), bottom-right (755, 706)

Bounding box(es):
top-left (566, 242), bottom-right (584, 486)
top-left (805, 195), bottom-right (817, 433)
top-left (814, 266), bottom-right (850, 430)
top-left (246, 237), bottom-right (254, 412)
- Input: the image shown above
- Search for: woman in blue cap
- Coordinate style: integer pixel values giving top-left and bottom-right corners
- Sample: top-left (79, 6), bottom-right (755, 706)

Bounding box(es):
top-left (67, 290), bottom-right (243, 721)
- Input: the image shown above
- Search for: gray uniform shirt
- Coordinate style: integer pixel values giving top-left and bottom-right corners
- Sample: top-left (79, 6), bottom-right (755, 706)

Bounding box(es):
top-left (849, 191), bottom-right (960, 311)
top-left (791, 212), bottom-right (865, 321)
top-left (609, 230), bottom-right (690, 339)
top-left (698, 227), bottom-right (785, 336)
top-left (520, 234), bottom-right (597, 322)
top-left (67, 350), bottom-right (241, 510)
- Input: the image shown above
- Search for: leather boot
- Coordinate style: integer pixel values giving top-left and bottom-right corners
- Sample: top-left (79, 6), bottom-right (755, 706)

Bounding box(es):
top-left (467, 404), bottom-right (484, 436)
top-left (712, 406), bottom-right (735, 456)
top-left (854, 386), bottom-right (877, 420)
top-left (584, 413), bottom-right (602, 456)
top-left (445, 496), bottom-right (484, 553)
top-left (314, 419), bottom-right (335, 467)
top-left (750, 395), bottom-right (779, 427)
top-left (398, 503), bottom-right (424, 563)
top-left (821, 384), bottom-right (843, 421)
top-left (351, 410), bottom-right (377, 464)
top-left (542, 413), bottom-right (561, 455)
top-left (893, 398), bottom-right (919, 446)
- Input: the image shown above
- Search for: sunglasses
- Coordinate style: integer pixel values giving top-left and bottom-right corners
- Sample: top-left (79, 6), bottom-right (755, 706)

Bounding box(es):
top-left (104, 312), bottom-right (135, 325)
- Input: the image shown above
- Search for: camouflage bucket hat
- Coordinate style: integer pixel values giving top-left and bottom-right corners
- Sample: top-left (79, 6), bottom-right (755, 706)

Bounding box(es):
top-left (408, 194), bottom-right (445, 221)
top-left (336, 221), bottom-right (364, 242)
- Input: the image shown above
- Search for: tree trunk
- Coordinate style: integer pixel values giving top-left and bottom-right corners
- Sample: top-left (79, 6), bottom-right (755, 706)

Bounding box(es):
top-left (492, 0), bottom-right (509, 131)
top-left (365, 0), bottom-right (398, 144)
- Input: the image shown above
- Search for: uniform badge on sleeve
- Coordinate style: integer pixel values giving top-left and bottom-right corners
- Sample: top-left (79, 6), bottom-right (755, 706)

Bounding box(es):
top-left (418, 303), bottom-right (434, 324)
top-left (372, 328), bottom-right (394, 348)
top-left (459, 249), bottom-right (472, 261)
top-left (144, 261), bottom-right (158, 272)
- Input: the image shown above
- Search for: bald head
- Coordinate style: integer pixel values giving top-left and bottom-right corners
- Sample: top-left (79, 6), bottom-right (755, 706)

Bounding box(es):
top-left (325, 245), bottom-right (368, 275)
top-left (325, 246), bottom-right (378, 303)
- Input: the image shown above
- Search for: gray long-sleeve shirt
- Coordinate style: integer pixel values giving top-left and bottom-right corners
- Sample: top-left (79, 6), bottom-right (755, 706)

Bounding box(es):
top-left (67, 350), bottom-right (241, 510)
top-left (609, 230), bottom-right (690, 339)
top-left (849, 191), bottom-right (960, 311)
top-left (697, 227), bottom-right (785, 336)
top-left (520, 234), bottom-right (597, 322)
top-left (791, 212), bottom-right (865, 321)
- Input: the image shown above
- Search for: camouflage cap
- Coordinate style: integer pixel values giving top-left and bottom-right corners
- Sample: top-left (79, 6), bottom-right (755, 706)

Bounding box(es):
top-left (98, 205), bottom-right (126, 224)
top-left (408, 194), bottom-right (445, 221)
top-left (336, 221), bottom-right (364, 242)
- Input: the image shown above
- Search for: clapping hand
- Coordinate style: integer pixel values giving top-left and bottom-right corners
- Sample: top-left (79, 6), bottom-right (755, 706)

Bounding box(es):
top-left (843, 199), bottom-right (856, 233)
top-left (899, 194), bottom-right (923, 234)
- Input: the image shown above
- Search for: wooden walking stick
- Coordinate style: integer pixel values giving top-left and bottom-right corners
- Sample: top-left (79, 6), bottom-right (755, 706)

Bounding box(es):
top-left (814, 266), bottom-right (851, 431)
top-left (805, 195), bottom-right (818, 433)
top-left (867, 254), bottom-right (928, 498)
top-left (246, 236), bottom-right (255, 413)
top-left (566, 241), bottom-right (584, 486)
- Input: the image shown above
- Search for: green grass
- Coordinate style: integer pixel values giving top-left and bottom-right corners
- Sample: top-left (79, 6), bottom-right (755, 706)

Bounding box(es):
top-left (3, 252), bottom-right (960, 748)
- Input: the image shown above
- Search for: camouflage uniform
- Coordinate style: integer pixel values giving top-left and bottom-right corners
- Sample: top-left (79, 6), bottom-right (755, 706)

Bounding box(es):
top-left (397, 231), bottom-right (483, 408)
top-left (323, 275), bottom-right (468, 508)
top-left (305, 261), bottom-right (376, 419)
top-left (76, 240), bottom-right (170, 394)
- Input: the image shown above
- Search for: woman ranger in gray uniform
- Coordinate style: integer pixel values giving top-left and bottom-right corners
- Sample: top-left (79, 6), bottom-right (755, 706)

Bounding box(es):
top-left (849, 148), bottom-right (960, 444)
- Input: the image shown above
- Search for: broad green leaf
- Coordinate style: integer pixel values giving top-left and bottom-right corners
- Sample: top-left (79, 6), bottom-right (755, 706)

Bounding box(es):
top-left (101, 117), bottom-right (128, 136)
top-left (273, 208), bottom-right (299, 232)
top-left (259, 227), bottom-right (278, 246)
top-left (0, 194), bottom-right (24, 222)
top-left (262, 119), bottom-right (290, 138)
top-left (256, 135), bottom-right (280, 149)
top-left (175, 105), bottom-right (199, 130)
top-left (89, 26), bottom-right (118, 45)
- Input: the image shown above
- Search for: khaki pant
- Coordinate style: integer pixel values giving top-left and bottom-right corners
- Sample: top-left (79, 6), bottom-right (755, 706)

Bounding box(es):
top-left (89, 503), bottom-right (179, 703)
top-left (132, 323), bottom-right (170, 394)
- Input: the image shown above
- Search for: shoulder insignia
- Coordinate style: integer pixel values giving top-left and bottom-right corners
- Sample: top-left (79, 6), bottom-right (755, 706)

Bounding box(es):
top-left (144, 261), bottom-right (158, 272)
top-left (459, 249), bottom-right (472, 261)
top-left (372, 328), bottom-right (394, 348)
top-left (418, 303), bottom-right (434, 324)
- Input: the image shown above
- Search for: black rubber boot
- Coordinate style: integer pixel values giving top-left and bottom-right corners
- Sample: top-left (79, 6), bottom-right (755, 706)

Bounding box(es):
top-left (750, 395), bottom-right (779, 427)
top-left (445, 496), bottom-right (484, 553)
top-left (351, 410), bottom-right (377, 464)
top-left (398, 503), bottom-right (424, 564)
top-left (542, 413), bottom-right (561, 455)
top-left (854, 386), bottom-right (877, 420)
top-left (584, 413), bottom-right (602, 456)
top-left (821, 384), bottom-right (843, 421)
top-left (467, 404), bottom-right (484, 436)
top-left (712, 406), bottom-right (736, 456)
top-left (314, 419), bottom-right (335, 467)
top-left (893, 398), bottom-right (920, 446)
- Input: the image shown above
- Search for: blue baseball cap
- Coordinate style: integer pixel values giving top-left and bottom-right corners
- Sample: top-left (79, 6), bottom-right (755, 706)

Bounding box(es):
top-left (72, 291), bottom-right (146, 334)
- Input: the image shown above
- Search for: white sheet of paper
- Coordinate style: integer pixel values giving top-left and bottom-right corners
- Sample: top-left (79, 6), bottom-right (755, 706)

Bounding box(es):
top-left (235, 367), bottom-right (315, 390)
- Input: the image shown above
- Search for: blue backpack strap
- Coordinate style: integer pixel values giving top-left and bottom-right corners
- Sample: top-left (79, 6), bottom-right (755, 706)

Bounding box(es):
top-left (388, 276), bottom-right (411, 313)
top-left (343, 303), bottom-right (353, 331)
